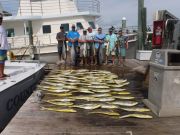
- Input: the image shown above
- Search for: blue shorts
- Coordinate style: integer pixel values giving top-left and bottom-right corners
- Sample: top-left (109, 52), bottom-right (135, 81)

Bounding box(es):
top-left (0, 50), bottom-right (7, 64)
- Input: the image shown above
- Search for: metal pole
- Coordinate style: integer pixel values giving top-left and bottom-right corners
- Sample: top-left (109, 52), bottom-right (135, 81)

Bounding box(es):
top-left (27, 20), bottom-right (35, 60)
top-left (122, 17), bottom-right (126, 33)
top-left (138, 0), bottom-right (144, 50)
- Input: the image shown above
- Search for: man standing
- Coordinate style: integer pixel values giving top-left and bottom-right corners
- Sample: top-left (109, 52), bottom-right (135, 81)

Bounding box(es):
top-left (67, 25), bottom-right (80, 66)
top-left (0, 13), bottom-right (9, 79)
top-left (78, 30), bottom-right (88, 66)
top-left (94, 27), bottom-right (106, 65)
top-left (116, 30), bottom-right (128, 65)
top-left (56, 26), bottom-right (66, 61)
top-left (106, 28), bottom-right (117, 65)
top-left (87, 27), bottom-right (96, 65)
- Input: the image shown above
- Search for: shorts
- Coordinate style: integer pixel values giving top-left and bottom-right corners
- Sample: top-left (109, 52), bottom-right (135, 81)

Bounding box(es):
top-left (89, 44), bottom-right (95, 56)
top-left (80, 45), bottom-right (87, 57)
top-left (116, 47), bottom-right (126, 57)
top-left (0, 50), bottom-right (7, 64)
top-left (57, 45), bottom-right (63, 55)
top-left (106, 49), bottom-right (115, 56)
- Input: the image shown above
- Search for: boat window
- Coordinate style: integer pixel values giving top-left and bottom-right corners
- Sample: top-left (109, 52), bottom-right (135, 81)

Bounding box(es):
top-left (24, 27), bottom-right (29, 35)
top-left (42, 25), bottom-right (51, 34)
top-left (88, 22), bottom-right (96, 29)
top-left (6, 28), bottom-right (15, 37)
top-left (76, 22), bottom-right (84, 30)
top-left (61, 23), bottom-right (69, 32)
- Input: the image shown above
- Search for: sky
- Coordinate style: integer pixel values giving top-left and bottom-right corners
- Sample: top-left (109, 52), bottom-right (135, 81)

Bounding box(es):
top-left (99, 0), bottom-right (180, 27)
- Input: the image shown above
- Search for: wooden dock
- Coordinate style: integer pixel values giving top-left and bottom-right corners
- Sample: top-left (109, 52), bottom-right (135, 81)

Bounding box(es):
top-left (2, 64), bottom-right (180, 135)
top-left (2, 94), bottom-right (180, 135)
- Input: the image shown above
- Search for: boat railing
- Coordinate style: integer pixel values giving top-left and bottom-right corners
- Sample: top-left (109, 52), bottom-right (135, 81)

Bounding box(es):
top-left (1, 0), bottom-right (100, 17)
top-left (8, 32), bottom-right (138, 49)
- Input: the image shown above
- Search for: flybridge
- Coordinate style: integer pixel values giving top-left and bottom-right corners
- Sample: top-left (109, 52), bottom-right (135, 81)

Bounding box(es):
top-left (0, 0), bottom-right (100, 17)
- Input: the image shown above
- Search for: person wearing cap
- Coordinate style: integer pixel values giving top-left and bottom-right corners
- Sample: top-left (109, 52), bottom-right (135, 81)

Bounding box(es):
top-left (105, 28), bottom-right (117, 65)
top-left (67, 25), bottom-right (80, 66)
top-left (87, 27), bottom-right (96, 65)
top-left (0, 13), bottom-right (9, 80)
top-left (116, 30), bottom-right (128, 65)
top-left (78, 30), bottom-right (89, 66)
top-left (56, 26), bottom-right (67, 61)
top-left (94, 27), bottom-right (106, 65)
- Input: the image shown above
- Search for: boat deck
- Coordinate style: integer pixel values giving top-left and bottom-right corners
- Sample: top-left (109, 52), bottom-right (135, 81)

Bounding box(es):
top-left (2, 65), bottom-right (180, 135)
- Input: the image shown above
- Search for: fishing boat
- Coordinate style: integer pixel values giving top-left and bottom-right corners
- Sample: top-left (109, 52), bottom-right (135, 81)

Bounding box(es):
top-left (0, 60), bottom-right (45, 131)
top-left (0, 0), bottom-right (100, 63)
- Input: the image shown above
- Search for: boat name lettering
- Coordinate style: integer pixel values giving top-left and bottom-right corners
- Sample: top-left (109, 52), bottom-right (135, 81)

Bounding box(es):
top-left (7, 85), bottom-right (34, 111)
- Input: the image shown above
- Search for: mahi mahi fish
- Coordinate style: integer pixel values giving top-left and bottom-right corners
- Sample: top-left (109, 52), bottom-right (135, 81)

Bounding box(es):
top-left (111, 101), bottom-right (138, 107)
top-left (100, 104), bottom-right (119, 109)
top-left (91, 89), bottom-right (111, 93)
top-left (111, 88), bottom-right (126, 92)
top-left (119, 114), bottom-right (153, 119)
top-left (114, 79), bottom-right (128, 84)
top-left (111, 91), bottom-right (131, 95)
top-left (90, 111), bottom-right (120, 116)
top-left (41, 107), bottom-right (77, 113)
top-left (45, 101), bottom-right (73, 106)
top-left (91, 93), bottom-right (112, 98)
top-left (113, 96), bottom-right (135, 100)
top-left (45, 93), bottom-right (72, 97)
top-left (72, 104), bottom-right (101, 110)
top-left (47, 98), bottom-right (75, 102)
top-left (120, 107), bottom-right (150, 112)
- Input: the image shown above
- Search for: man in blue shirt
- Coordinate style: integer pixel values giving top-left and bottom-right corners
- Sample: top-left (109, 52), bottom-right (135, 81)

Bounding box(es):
top-left (67, 25), bottom-right (80, 66)
top-left (94, 27), bottom-right (106, 65)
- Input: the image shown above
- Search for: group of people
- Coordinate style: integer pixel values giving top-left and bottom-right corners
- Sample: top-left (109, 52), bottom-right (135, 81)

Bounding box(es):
top-left (56, 25), bottom-right (129, 66)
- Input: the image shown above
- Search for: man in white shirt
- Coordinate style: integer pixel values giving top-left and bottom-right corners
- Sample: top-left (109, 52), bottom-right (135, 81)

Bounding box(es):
top-left (0, 13), bottom-right (9, 79)
top-left (87, 27), bottom-right (96, 65)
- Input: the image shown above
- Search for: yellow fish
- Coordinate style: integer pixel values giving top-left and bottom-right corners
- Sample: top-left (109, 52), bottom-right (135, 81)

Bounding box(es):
top-left (45, 101), bottom-right (73, 106)
top-left (45, 93), bottom-right (72, 97)
top-left (111, 91), bottom-right (131, 95)
top-left (113, 96), bottom-right (135, 100)
top-left (90, 111), bottom-right (120, 116)
top-left (100, 104), bottom-right (118, 109)
top-left (119, 114), bottom-right (153, 119)
top-left (111, 101), bottom-right (138, 107)
top-left (47, 98), bottom-right (75, 102)
top-left (72, 104), bottom-right (101, 110)
top-left (91, 93), bottom-right (112, 98)
top-left (41, 107), bottom-right (77, 113)
top-left (114, 79), bottom-right (128, 84)
top-left (111, 88), bottom-right (126, 92)
top-left (120, 107), bottom-right (150, 112)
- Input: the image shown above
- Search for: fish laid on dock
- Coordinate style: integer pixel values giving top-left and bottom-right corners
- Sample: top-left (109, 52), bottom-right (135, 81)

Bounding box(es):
top-left (91, 93), bottom-right (112, 98)
top-left (41, 107), bottom-right (77, 113)
top-left (100, 104), bottom-right (119, 109)
top-left (47, 98), bottom-right (75, 102)
top-left (111, 101), bottom-right (138, 107)
top-left (45, 101), bottom-right (74, 106)
top-left (72, 104), bottom-right (101, 110)
top-left (111, 91), bottom-right (131, 95)
top-left (113, 96), bottom-right (135, 100)
top-left (90, 111), bottom-right (120, 116)
top-left (119, 114), bottom-right (153, 119)
top-left (44, 93), bottom-right (72, 97)
top-left (111, 88), bottom-right (126, 92)
top-left (91, 89), bottom-right (111, 93)
top-left (120, 107), bottom-right (150, 112)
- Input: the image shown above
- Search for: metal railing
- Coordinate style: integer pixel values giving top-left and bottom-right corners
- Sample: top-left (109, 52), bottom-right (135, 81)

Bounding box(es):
top-left (1, 0), bottom-right (100, 16)
top-left (8, 32), bottom-right (138, 49)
